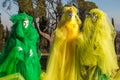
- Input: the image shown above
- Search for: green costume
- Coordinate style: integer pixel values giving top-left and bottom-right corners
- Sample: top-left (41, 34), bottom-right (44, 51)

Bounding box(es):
top-left (0, 12), bottom-right (41, 80)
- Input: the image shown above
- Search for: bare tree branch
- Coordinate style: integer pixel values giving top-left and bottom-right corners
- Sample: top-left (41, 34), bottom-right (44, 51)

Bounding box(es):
top-left (48, 10), bottom-right (56, 20)
top-left (39, 29), bottom-right (52, 42)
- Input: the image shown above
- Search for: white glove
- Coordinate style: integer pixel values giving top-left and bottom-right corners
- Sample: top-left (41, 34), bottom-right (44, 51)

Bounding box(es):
top-left (29, 49), bottom-right (33, 56)
top-left (18, 46), bottom-right (23, 51)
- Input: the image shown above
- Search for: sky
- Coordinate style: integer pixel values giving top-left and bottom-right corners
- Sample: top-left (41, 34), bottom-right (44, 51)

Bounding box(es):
top-left (0, 0), bottom-right (18, 30)
top-left (0, 0), bottom-right (120, 31)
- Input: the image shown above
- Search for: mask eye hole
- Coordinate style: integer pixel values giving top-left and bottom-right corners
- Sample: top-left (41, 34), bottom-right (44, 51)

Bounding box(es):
top-left (23, 18), bottom-right (29, 28)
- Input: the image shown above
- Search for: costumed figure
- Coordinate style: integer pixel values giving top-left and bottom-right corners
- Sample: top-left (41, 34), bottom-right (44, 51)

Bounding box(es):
top-left (45, 5), bottom-right (81, 80)
top-left (0, 12), bottom-right (41, 80)
top-left (76, 8), bottom-right (119, 80)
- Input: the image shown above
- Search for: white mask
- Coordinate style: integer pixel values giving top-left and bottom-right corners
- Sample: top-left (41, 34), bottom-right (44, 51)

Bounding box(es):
top-left (23, 18), bottom-right (29, 28)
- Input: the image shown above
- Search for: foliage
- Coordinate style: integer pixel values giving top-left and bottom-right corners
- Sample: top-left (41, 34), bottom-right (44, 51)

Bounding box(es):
top-left (17, 0), bottom-right (34, 16)
top-left (34, 0), bottom-right (46, 18)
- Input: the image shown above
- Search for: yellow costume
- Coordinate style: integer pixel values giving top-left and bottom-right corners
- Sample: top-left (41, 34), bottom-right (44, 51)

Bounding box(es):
top-left (77, 8), bottom-right (119, 80)
top-left (45, 5), bottom-right (81, 80)
top-left (43, 6), bottom-right (119, 80)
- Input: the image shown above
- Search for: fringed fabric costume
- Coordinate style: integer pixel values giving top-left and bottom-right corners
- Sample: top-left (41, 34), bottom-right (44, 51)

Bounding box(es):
top-left (76, 9), bottom-right (119, 80)
top-left (0, 12), bottom-right (41, 80)
top-left (45, 6), bottom-right (81, 80)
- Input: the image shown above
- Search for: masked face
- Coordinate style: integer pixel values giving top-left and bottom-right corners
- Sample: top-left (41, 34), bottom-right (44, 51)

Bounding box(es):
top-left (91, 13), bottom-right (98, 22)
top-left (23, 18), bottom-right (29, 28)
